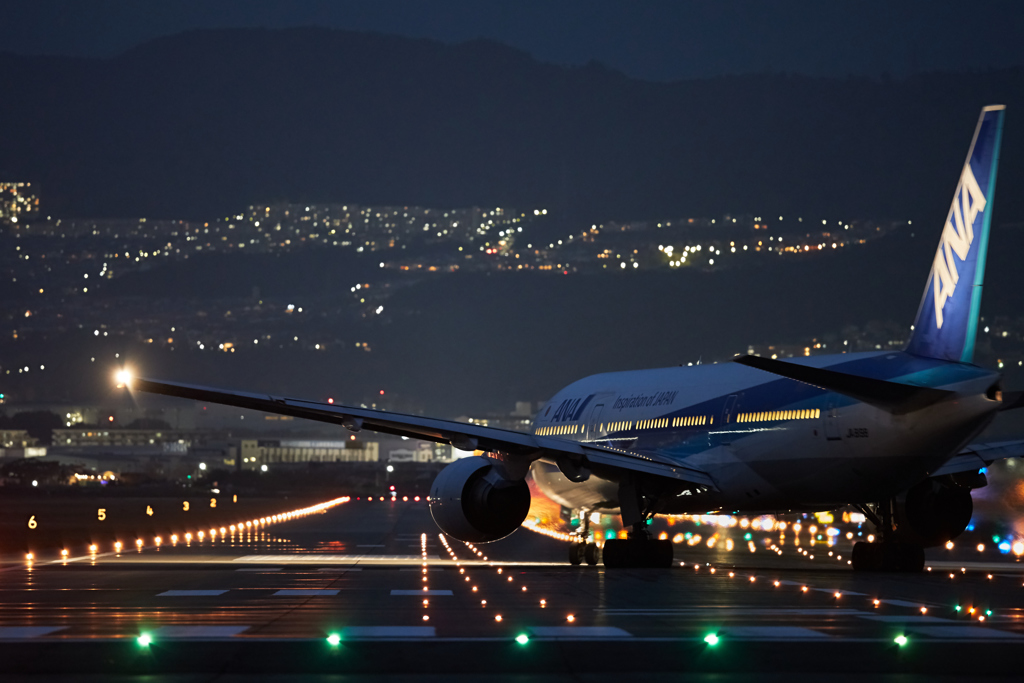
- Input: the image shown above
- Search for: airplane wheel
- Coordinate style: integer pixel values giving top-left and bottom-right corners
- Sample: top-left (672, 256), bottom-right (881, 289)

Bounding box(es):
top-left (896, 543), bottom-right (925, 572)
top-left (851, 541), bottom-right (880, 571)
top-left (584, 543), bottom-right (600, 565)
top-left (568, 543), bottom-right (584, 565)
top-left (602, 539), bottom-right (673, 568)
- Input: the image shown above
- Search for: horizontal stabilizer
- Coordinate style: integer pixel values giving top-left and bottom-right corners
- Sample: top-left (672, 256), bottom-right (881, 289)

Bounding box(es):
top-left (1000, 390), bottom-right (1024, 412)
top-left (733, 355), bottom-right (953, 415)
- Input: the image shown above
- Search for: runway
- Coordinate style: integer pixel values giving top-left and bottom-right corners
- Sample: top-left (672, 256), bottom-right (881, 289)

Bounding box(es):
top-left (1, 496), bottom-right (1023, 681)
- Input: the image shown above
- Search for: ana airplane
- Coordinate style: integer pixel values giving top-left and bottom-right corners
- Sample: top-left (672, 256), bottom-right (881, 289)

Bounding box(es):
top-left (123, 105), bottom-right (1021, 571)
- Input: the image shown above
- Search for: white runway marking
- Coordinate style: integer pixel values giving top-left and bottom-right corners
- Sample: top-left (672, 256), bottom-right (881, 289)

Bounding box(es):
top-left (153, 625), bottom-right (249, 638)
top-left (529, 626), bottom-right (632, 638)
top-left (596, 608), bottom-right (866, 617)
top-left (317, 568), bottom-right (362, 572)
top-left (877, 599), bottom-right (938, 608)
top-left (860, 615), bottom-right (952, 623)
top-left (158, 590), bottom-right (228, 597)
top-left (342, 626), bottom-right (436, 638)
top-left (391, 590), bottom-right (452, 596)
top-left (724, 626), bottom-right (830, 639)
top-left (0, 627), bottom-right (65, 639)
top-left (908, 625), bottom-right (1024, 639)
top-left (235, 567), bottom-right (282, 572)
top-left (273, 589), bottom-right (340, 596)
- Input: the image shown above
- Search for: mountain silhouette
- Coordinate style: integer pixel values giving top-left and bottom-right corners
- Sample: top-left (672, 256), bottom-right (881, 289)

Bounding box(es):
top-left (1, 27), bottom-right (1022, 228)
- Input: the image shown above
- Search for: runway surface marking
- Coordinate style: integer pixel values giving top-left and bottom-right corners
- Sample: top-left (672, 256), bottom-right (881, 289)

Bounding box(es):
top-left (153, 625), bottom-right (250, 638)
top-left (4, 501), bottom-right (1024, 649)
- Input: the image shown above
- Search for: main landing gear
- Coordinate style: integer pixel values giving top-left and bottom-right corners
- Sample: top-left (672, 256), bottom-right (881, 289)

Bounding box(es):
top-left (600, 478), bottom-right (674, 568)
top-left (568, 509), bottom-right (600, 566)
top-left (850, 502), bottom-right (925, 573)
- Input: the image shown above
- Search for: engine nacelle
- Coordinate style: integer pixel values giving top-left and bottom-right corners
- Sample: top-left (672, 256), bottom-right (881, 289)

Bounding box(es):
top-left (895, 478), bottom-right (973, 547)
top-left (429, 456), bottom-right (531, 543)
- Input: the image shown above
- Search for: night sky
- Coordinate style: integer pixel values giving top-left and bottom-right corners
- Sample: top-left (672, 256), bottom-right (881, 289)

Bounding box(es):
top-left (3, 0), bottom-right (1024, 81)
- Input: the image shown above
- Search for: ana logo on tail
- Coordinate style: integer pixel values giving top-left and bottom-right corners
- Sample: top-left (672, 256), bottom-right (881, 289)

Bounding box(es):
top-left (931, 163), bottom-right (987, 329)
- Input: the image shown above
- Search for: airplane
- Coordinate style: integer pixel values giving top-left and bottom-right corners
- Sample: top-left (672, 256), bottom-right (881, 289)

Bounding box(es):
top-left (121, 104), bottom-right (1021, 571)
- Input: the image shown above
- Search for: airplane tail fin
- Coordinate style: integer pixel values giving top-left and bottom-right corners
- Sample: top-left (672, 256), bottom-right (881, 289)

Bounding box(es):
top-left (906, 105), bottom-right (1006, 364)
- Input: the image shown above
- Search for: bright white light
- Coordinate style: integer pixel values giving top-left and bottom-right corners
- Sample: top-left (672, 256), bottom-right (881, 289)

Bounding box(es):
top-left (261, 464), bottom-right (268, 472)
top-left (386, 465), bottom-right (394, 473)
top-left (199, 463), bottom-right (207, 470)
top-left (115, 369), bottom-right (132, 386)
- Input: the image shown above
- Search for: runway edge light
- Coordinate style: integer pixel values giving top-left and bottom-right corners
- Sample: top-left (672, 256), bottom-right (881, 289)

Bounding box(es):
top-left (137, 634), bottom-right (152, 647)
top-left (327, 633), bottom-right (341, 646)
top-left (704, 633), bottom-right (720, 646)
top-left (515, 633), bottom-right (529, 645)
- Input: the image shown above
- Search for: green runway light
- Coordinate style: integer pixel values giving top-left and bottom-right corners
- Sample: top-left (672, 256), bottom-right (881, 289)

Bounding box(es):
top-left (704, 633), bottom-right (720, 646)
top-left (137, 634), bottom-right (152, 647)
top-left (955, 605), bottom-right (962, 612)
top-left (326, 633), bottom-right (341, 646)
top-left (515, 633), bottom-right (530, 645)
top-left (986, 610), bottom-right (993, 616)
top-left (894, 635), bottom-right (908, 646)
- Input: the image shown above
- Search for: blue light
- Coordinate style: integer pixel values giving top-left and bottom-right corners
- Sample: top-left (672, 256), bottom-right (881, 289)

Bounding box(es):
top-left (980, 467), bottom-right (987, 474)
top-left (998, 542), bottom-right (1011, 554)
top-left (966, 523), bottom-right (975, 532)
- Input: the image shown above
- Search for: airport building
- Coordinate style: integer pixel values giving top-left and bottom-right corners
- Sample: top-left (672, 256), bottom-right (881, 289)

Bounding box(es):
top-left (239, 439), bottom-right (380, 469)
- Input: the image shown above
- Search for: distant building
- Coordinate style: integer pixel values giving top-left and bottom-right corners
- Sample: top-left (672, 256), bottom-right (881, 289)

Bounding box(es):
top-left (0, 182), bottom-right (39, 224)
top-left (0, 430), bottom-right (35, 448)
top-left (239, 439), bottom-right (380, 468)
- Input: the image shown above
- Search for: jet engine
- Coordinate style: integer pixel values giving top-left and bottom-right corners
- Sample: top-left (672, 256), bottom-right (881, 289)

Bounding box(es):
top-left (428, 456), bottom-right (531, 543)
top-left (895, 477), bottom-right (973, 547)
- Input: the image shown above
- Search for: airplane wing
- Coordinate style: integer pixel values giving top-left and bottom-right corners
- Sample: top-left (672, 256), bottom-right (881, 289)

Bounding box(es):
top-left (128, 376), bottom-right (718, 490)
top-left (930, 440), bottom-right (1024, 477)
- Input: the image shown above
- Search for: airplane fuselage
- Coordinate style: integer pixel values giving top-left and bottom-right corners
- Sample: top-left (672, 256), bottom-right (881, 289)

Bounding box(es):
top-left (530, 351), bottom-right (1001, 515)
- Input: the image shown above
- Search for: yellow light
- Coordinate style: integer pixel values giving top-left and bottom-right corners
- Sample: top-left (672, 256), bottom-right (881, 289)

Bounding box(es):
top-left (115, 368), bottom-right (133, 387)
top-left (945, 540), bottom-right (954, 550)
top-left (61, 549), bottom-right (69, 556)
top-left (135, 539), bottom-right (143, 547)
top-left (25, 553), bottom-right (34, 561)
top-left (495, 615), bottom-right (503, 622)
top-left (89, 544), bottom-right (98, 553)
top-left (566, 614), bottom-right (575, 622)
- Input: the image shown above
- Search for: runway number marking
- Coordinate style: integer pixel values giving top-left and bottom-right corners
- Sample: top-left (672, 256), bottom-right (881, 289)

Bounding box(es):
top-left (97, 508), bottom-right (106, 521)
top-left (182, 501), bottom-right (190, 511)
top-left (26, 515), bottom-right (37, 529)
top-left (210, 498), bottom-right (217, 508)
top-left (146, 506), bottom-right (154, 516)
